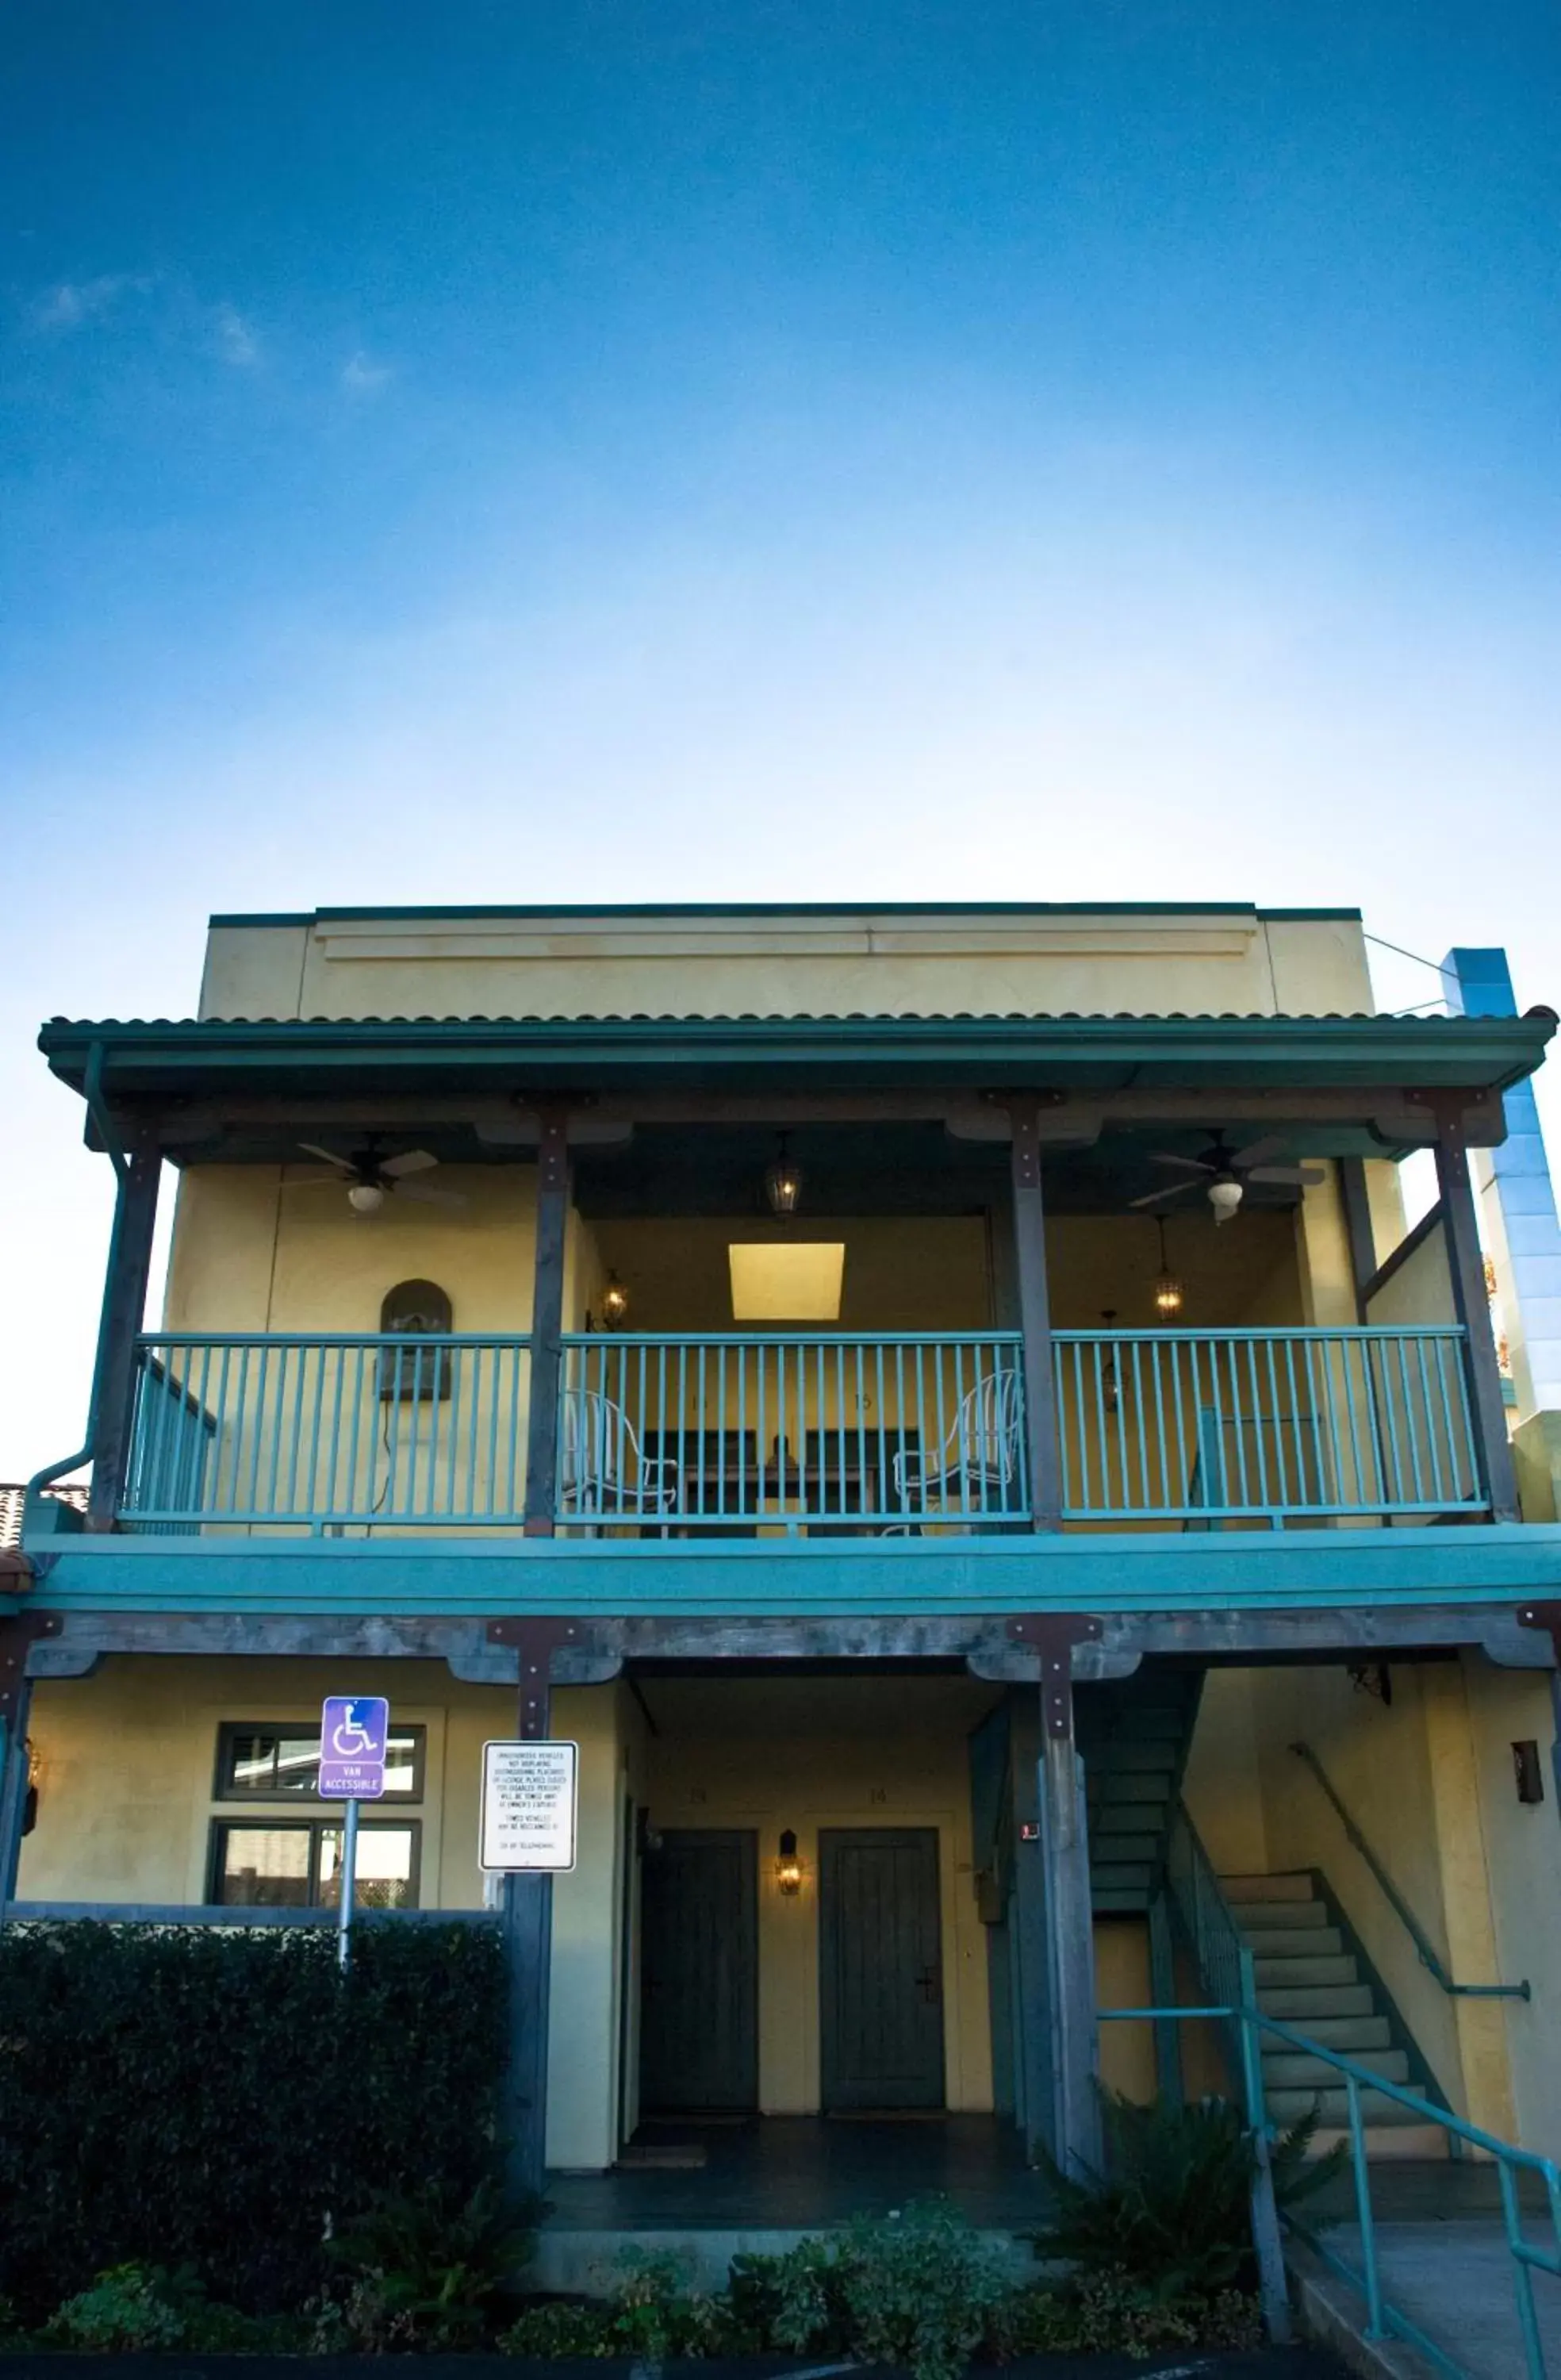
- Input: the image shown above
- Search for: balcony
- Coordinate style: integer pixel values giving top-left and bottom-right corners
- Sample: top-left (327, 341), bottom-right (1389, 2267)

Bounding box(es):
top-left (115, 1322), bottom-right (1487, 1537)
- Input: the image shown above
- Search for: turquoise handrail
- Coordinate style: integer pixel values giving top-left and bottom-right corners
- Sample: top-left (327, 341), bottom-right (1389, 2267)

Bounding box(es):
top-left (1100, 1998), bottom-right (1561, 2380)
top-left (1291, 1741), bottom-right (1530, 2000)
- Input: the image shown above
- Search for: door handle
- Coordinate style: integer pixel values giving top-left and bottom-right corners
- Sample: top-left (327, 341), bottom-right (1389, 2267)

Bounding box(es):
top-left (915, 1965), bottom-right (940, 2004)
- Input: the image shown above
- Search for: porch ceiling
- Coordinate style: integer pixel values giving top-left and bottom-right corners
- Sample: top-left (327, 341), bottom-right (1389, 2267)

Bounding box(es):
top-left (36, 1010), bottom-right (1555, 1168)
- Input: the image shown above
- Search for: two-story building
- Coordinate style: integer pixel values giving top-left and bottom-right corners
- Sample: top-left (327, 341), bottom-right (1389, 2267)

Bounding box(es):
top-left (6, 900), bottom-right (1561, 2214)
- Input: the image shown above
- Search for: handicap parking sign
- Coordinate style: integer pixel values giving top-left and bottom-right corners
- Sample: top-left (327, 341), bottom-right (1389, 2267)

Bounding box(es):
top-left (320, 1695), bottom-right (391, 1800)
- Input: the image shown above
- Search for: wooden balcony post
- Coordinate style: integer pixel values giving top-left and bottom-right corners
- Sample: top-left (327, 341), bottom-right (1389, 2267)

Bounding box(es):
top-left (523, 1111), bottom-right (573, 1536)
top-left (85, 1130), bottom-right (162, 1532)
top-left (1039, 1675), bottom-right (1101, 2178)
top-left (493, 1619), bottom-right (571, 2198)
top-left (1008, 1098), bottom-right (1063, 1527)
top-left (1432, 1100), bottom-right (1520, 1523)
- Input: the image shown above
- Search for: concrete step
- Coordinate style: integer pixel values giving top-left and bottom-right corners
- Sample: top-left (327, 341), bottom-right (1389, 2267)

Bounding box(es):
top-left (1244, 1925), bottom-right (1345, 1960)
top-left (1263, 2048), bottom-right (1410, 2090)
top-left (1088, 1838), bottom-right (1162, 1867)
top-left (1094, 1776), bottom-right (1172, 1805)
top-left (1093, 1802), bottom-right (1171, 1834)
top-left (1259, 1983), bottom-right (1375, 2019)
top-left (1268, 2085), bottom-right (1426, 2128)
top-left (1273, 2013), bottom-right (1391, 2054)
top-left (1221, 1872), bottom-right (1316, 1902)
top-left (1254, 1952), bottom-right (1358, 1988)
top-left (1227, 1899), bottom-right (1330, 1931)
top-left (1309, 2123), bottom-right (1452, 2162)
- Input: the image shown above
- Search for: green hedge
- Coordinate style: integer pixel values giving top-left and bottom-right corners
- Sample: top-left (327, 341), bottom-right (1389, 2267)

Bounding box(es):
top-left (0, 1918), bottom-right (509, 2319)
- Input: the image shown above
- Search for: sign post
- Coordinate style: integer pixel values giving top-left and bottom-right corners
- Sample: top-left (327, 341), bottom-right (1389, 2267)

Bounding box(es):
top-left (320, 1695), bottom-right (390, 1970)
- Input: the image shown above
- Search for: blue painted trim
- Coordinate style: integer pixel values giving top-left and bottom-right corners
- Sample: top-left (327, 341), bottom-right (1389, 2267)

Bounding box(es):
top-left (14, 1521), bottom-right (1561, 1618)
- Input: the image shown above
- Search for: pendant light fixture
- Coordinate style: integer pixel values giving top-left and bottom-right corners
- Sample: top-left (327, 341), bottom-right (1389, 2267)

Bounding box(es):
top-left (1153, 1217), bottom-right (1184, 1319)
top-left (765, 1133), bottom-right (804, 1217)
top-left (599, 1270), bottom-right (630, 1330)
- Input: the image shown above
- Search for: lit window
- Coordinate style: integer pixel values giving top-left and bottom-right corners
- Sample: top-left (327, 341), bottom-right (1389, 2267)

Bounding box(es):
top-left (728, 1243), bottom-right (846, 1322)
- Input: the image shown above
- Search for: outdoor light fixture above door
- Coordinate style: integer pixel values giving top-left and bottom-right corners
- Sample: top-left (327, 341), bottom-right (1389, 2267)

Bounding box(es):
top-left (775, 1829), bottom-right (803, 1894)
top-left (765, 1133), bottom-right (804, 1216)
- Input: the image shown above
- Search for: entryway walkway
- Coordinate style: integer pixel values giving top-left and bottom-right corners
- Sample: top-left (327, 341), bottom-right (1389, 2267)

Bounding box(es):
top-left (547, 2113), bottom-right (1037, 2231)
top-left (1296, 2221), bottom-right (1561, 2380)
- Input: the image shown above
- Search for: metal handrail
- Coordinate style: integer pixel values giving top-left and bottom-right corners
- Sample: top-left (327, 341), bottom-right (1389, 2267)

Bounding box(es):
top-left (1100, 1999), bottom-right (1561, 2380)
top-left (1291, 1741), bottom-right (1530, 2000)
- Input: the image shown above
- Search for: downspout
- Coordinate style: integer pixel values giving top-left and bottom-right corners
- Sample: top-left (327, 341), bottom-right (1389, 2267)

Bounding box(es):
top-left (24, 1043), bottom-right (128, 1503)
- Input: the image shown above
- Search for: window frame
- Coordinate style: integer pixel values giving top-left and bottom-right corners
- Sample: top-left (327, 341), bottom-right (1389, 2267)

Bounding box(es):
top-left (213, 1720), bottom-right (427, 1805)
top-left (206, 1816), bottom-right (423, 1910)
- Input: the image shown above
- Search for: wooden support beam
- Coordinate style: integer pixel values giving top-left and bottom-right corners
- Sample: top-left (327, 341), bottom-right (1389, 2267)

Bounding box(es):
top-left (490, 1620), bottom-right (574, 2198)
top-left (84, 1131), bottom-right (162, 1532)
top-left (0, 1617), bottom-right (57, 1913)
top-left (1007, 1691), bottom-right (1054, 2163)
top-left (1431, 1100), bottom-right (1520, 1523)
top-left (1008, 1099), bottom-right (1063, 1530)
top-left (1040, 1692), bottom-right (1101, 2178)
top-left (1336, 1157), bottom-right (1378, 1320)
top-left (523, 1112), bottom-right (573, 1537)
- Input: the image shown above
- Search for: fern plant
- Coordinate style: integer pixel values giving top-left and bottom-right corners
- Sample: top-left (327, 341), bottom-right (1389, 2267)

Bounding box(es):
top-left (1031, 2090), bottom-right (1343, 2301)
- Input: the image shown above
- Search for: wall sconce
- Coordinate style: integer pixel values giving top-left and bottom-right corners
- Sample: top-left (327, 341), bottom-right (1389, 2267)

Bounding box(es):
top-left (1153, 1218), bottom-right (1184, 1319)
top-left (599, 1271), bottom-right (630, 1330)
top-left (23, 1737), bottom-right (41, 1837)
top-left (775, 1829), bottom-right (804, 1894)
top-left (765, 1134), bottom-right (804, 1218)
top-left (1099, 1311), bottom-right (1119, 1413)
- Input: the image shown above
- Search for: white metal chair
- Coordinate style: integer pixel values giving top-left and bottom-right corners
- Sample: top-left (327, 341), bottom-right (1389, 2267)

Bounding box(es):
top-left (558, 1388), bottom-right (681, 1521)
top-left (892, 1368), bottom-right (1024, 1516)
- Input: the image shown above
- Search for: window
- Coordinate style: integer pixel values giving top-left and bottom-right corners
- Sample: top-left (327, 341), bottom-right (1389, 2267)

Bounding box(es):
top-left (216, 1722), bottom-right (424, 1802)
top-left (379, 1279), bottom-right (454, 1401)
top-left (211, 1820), bottom-right (420, 1910)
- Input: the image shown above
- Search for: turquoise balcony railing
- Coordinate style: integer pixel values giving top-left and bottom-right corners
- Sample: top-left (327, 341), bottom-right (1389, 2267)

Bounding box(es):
top-left (558, 1331), bottom-right (1030, 1529)
top-left (1055, 1326), bottom-right (1484, 1523)
top-left (115, 1322), bottom-right (1483, 1534)
top-left (121, 1334), bottom-right (534, 1530)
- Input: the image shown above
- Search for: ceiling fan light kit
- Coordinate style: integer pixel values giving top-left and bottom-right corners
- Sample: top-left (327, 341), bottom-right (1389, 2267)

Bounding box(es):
top-left (288, 1137), bottom-right (467, 1216)
top-left (1129, 1130), bottom-right (1325, 1226)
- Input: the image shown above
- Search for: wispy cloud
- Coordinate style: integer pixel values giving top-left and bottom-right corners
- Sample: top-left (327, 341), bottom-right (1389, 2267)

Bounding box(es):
top-left (213, 303), bottom-right (261, 367)
top-left (31, 273), bottom-right (153, 331)
top-left (341, 350), bottom-right (393, 394)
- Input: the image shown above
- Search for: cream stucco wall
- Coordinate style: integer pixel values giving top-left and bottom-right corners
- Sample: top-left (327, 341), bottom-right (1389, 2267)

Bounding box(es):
top-left (638, 1675), bottom-right (999, 2116)
top-left (198, 906), bottom-right (1375, 1027)
top-left (17, 1660), bottom-right (633, 2171)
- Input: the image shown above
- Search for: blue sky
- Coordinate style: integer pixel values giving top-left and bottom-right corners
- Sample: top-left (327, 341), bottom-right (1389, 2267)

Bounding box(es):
top-left (2, 0), bottom-right (1559, 1471)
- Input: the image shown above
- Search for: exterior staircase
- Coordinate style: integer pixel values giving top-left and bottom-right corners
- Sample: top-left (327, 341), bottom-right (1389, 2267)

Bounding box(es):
top-left (1079, 1667), bottom-right (1206, 1914)
top-left (1222, 1871), bottom-right (1450, 2159)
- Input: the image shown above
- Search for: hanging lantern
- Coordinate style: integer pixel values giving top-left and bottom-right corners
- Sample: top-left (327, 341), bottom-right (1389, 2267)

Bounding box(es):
top-left (599, 1271), bottom-right (630, 1330)
top-left (765, 1134), bottom-right (804, 1217)
top-left (1153, 1218), bottom-right (1184, 1319)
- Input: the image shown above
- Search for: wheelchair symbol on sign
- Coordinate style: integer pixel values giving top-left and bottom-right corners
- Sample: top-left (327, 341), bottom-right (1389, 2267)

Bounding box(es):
top-left (331, 1710), bottom-right (378, 1758)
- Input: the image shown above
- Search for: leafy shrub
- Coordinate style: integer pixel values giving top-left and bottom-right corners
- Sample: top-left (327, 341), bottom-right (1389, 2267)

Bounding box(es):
top-left (0, 1917), bottom-right (509, 2319)
top-left (39, 2262), bottom-right (305, 2354)
top-left (999, 2274), bottom-right (1263, 2358)
top-left (1032, 2090), bottom-right (1341, 2301)
top-left (731, 2205), bottom-right (1007, 2380)
top-left (500, 2297), bottom-right (618, 2356)
top-left (326, 2178), bottom-right (546, 2350)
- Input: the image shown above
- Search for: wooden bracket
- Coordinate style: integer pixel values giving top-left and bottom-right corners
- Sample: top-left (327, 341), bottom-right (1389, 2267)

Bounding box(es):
top-left (535, 1107), bottom-right (570, 1196)
top-left (486, 1618), bottom-right (582, 1738)
top-left (1006, 1614), bottom-right (1104, 1737)
top-left (1517, 1604), bottom-right (1561, 1667)
top-left (0, 1614), bottom-right (61, 1728)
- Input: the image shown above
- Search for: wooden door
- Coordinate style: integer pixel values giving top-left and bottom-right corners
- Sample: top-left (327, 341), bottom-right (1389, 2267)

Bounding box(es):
top-left (639, 1829), bottom-right (758, 2114)
top-left (820, 1828), bottom-right (945, 2111)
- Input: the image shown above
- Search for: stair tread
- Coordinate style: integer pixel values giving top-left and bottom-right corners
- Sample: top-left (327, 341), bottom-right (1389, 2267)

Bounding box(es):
top-left (1244, 1927), bottom-right (1344, 1959)
top-left (1220, 1873), bottom-right (1316, 1902)
top-left (1229, 1902), bottom-right (1330, 1929)
top-left (1260, 1987), bottom-right (1375, 2017)
top-left (1268, 2086), bottom-right (1429, 2127)
top-left (1254, 1954), bottom-right (1358, 1985)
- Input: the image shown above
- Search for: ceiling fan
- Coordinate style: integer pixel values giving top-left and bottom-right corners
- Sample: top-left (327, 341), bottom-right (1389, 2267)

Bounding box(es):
top-left (286, 1136), bottom-right (467, 1216)
top-left (1130, 1132), bottom-right (1325, 1226)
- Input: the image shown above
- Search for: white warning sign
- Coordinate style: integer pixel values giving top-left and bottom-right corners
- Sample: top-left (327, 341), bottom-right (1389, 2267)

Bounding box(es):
top-left (480, 1740), bottom-right (579, 1873)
